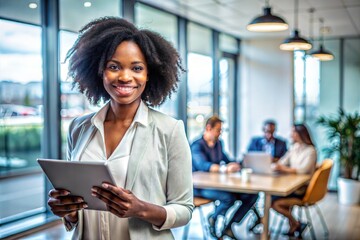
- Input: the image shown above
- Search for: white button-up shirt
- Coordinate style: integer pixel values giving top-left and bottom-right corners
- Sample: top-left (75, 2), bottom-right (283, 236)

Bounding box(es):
top-left (76, 101), bottom-right (175, 239)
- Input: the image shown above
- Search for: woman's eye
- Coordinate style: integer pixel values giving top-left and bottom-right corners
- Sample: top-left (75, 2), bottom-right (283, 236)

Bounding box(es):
top-left (133, 66), bottom-right (144, 72)
top-left (107, 64), bottom-right (119, 70)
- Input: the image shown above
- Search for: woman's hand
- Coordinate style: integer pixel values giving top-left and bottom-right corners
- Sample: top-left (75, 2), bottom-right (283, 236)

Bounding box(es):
top-left (48, 189), bottom-right (87, 223)
top-left (91, 183), bottom-right (144, 218)
top-left (92, 183), bottom-right (167, 226)
top-left (272, 163), bottom-right (283, 171)
top-left (272, 163), bottom-right (296, 174)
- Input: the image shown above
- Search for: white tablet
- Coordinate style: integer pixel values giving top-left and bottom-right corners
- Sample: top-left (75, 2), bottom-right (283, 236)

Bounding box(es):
top-left (37, 158), bottom-right (115, 211)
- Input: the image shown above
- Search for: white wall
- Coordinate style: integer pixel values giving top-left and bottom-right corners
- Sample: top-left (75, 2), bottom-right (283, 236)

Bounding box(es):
top-left (237, 38), bottom-right (294, 156)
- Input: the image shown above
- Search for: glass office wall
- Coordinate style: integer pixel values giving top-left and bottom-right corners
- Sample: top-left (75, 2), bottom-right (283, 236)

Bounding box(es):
top-left (59, 0), bottom-right (121, 158)
top-left (0, 1), bottom-right (241, 237)
top-left (294, 51), bottom-right (320, 124)
top-left (187, 23), bottom-right (213, 142)
top-left (0, 6), bottom-right (45, 235)
top-left (297, 37), bottom-right (360, 190)
top-left (219, 57), bottom-right (234, 155)
top-left (315, 39), bottom-right (342, 190)
top-left (0, 1), bottom-right (122, 237)
top-left (219, 34), bottom-right (238, 158)
top-left (135, 3), bottom-right (179, 118)
top-left (343, 38), bottom-right (360, 113)
top-left (294, 51), bottom-right (306, 123)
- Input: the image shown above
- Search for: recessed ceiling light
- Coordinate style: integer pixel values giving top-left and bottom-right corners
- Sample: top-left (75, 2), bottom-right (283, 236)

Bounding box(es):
top-left (84, 2), bottom-right (92, 7)
top-left (28, 3), bottom-right (38, 9)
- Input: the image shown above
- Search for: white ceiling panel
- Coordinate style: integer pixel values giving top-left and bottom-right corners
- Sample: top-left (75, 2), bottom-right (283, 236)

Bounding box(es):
top-left (347, 6), bottom-right (360, 31)
top-left (0, 0), bottom-right (359, 39)
top-left (147, 0), bottom-right (360, 39)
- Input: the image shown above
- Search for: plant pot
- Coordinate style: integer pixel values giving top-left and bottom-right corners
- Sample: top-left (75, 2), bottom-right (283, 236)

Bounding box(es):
top-left (337, 177), bottom-right (360, 205)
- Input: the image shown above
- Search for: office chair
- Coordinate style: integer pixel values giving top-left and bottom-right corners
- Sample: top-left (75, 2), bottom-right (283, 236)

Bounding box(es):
top-left (182, 197), bottom-right (214, 240)
top-left (247, 204), bottom-right (263, 234)
top-left (275, 159), bottom-right (333, 239)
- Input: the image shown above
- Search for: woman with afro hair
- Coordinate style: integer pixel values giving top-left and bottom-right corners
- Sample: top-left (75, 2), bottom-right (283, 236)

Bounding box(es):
top-left (47, 17), bottom-right (193, 239)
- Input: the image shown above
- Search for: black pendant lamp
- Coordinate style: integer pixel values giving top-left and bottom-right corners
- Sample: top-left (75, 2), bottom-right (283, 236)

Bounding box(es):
top-left (310, 18), bottom-right (334, 61)
top-left (280, 0), bottom-right (312, 51)
top-left (247, 0), bottom-right (288, 32)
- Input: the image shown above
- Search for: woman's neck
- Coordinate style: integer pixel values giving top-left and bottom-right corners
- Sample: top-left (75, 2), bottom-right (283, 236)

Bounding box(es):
top-left (106, 100), bottom-right (140, 123)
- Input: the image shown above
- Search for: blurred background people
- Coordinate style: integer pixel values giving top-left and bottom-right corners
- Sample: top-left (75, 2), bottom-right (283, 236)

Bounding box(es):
top-left (191, 115), bottom-right (258, 239)
top-left (271, 123), bottom-right (317, 237)
top-left (248, 119), bottom-right (287, 162)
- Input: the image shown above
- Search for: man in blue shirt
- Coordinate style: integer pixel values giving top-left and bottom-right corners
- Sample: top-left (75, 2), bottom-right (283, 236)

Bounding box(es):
top-left (248, 119), bottom-right (287, 162)
top-left (191, 116), bottom-right (258, 239)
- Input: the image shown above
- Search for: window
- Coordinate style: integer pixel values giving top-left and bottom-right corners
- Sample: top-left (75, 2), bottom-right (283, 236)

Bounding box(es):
top-left (59, 0), bottom-right (121, 158)
top-left (187, 23), bottom-right (213, 142)
top-left (343, 38), bottom-right (360, 112)
top-left (219, 56), bottom-right (236, 156)
top-left (0, 19), bottom-right (45, 232)
top-left (219, 34), bottom-right (238, 157)
top-left (0, 1), bottom-right (123, 237)
top-left (294, 51), bottom-right (320, 123)
top-left (135, 3), bottom-right (179, 117)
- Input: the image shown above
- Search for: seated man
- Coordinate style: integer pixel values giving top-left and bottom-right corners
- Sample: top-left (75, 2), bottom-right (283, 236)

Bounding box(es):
top-left (191, 116), bottom-right (258, 239)
top-left (245, 119), bottom-right (287, 233)
top-left (248, 119), bottom-right (287, 162)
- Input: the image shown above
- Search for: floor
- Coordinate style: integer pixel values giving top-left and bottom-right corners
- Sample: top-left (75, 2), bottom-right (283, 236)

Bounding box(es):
top-left (13, 192), bottom-right (360, 240)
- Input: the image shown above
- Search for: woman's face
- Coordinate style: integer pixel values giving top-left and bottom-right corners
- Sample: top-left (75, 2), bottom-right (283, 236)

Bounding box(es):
top-left (291, 127), bottom-right (301, 143)
top-left (103, 41), bottom-right (148, 106)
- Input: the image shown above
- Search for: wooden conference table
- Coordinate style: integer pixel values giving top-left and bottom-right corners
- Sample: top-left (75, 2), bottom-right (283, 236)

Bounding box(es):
top-left (192, 172), bottom-right (311, 240)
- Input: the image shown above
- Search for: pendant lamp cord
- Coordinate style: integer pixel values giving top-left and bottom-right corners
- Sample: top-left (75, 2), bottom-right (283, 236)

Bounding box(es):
top-left (320, 18), bottom-right (324, 45)
top-left (309, 8), bottom-right (315, 42)
top-left (265, 0), bottom-right (270, 8)
top-left (294, 0), bottom-right (299, 29)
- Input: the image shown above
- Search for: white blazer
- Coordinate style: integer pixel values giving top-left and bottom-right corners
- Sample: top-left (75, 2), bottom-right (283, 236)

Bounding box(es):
top-left (66, 108), bottom-right (194, 239)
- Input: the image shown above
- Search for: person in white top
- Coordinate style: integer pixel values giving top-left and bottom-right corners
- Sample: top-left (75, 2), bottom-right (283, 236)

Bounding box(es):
top-left (47, 17), bottom-right (193, 239)
top-left (271, 123), bottom-right (317, 238)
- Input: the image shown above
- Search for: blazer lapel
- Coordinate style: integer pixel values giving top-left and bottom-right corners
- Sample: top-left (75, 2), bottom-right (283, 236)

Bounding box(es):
top-left (72, 123), bottom-right (96, 161)
top-left (125, 121), bottom-right (153, 190)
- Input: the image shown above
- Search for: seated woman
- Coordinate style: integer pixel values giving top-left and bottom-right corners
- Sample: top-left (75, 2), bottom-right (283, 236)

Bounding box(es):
top-left (271, 123), bottom-right (317, 237)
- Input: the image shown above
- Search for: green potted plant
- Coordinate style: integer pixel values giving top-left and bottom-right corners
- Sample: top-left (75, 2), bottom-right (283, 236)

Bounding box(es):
top-left (317, 108), bottom-right (360, 205)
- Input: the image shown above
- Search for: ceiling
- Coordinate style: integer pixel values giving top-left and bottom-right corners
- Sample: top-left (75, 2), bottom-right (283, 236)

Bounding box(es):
top-left (140, 0), bottom-right (360, 40)
top-left (0, 0), bottom-right (359, 40)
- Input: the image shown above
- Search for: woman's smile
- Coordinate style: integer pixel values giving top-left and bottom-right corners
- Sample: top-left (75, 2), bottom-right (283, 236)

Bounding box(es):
top-left (113, 84), bottom-right (138, 96)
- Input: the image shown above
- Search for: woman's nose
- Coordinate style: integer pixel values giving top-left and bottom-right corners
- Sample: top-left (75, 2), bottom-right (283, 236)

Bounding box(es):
top-left (118, 69), bottom-right (132, 81)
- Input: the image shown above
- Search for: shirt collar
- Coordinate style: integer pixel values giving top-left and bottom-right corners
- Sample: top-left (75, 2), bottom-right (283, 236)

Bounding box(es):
top-left (261, 138), bottom-right (275, 144)
top-left (91, 100), bottom-right (149, 128)
top-left (134, 101), bottom-right (148, 127)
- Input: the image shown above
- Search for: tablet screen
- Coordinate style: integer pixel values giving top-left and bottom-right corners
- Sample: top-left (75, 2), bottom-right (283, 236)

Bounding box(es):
top-left (37, 158), bottom-right (115, 211)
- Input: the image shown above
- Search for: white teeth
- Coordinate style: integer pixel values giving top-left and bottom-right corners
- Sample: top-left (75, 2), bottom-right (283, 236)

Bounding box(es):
top-left (116, 86), bottom-right (134, 93)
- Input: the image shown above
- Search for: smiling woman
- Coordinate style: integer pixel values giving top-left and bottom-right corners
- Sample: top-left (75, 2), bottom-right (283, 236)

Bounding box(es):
top-left (47, 17), bottom-right (194, 240)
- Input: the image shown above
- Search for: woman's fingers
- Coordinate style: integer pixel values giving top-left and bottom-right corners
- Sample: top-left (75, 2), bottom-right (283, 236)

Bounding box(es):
top-left (91, 186), bottom-right (127, 207)
top-left (47, 188), bottom-right (87, 218)
top-left (48, 189), bottom-right (70, 198)
top-left (51, 202), bottom-right (88, 212)
top-left (51, 203), bottom-right (87, 217)
top-left (91, 184), bottom-right (139, 217)
top-left (49, 196), bottom-right (84, 206)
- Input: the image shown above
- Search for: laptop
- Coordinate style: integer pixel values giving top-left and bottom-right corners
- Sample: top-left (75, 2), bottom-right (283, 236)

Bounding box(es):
top-left (242, 152), bottom-right (280, 175)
